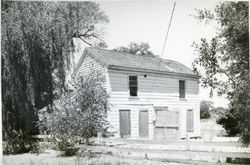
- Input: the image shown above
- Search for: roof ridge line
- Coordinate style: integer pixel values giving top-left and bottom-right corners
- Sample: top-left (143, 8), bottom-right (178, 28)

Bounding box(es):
top-left (86, 47), bottom-right (169, 60)
top-left (72, 47), bottom-right (196, 77)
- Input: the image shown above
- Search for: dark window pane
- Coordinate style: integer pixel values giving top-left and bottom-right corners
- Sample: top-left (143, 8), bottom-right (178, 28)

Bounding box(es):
top-left (130, 87), bottom-right (138, 96)
top-left (129, 76), bottom-right (138, 96)
top-left (179, 80), bottom-right (185, 98)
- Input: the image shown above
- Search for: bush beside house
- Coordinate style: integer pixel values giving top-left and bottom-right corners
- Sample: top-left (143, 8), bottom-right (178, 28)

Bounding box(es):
top-left (38, 71), bottom-right (109, 156)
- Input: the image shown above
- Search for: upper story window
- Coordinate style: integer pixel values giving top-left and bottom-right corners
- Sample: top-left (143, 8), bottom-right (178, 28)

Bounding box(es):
top-left (129, 75), bottom-right (138, 96)
top-left (179, 80), bottom-right (186, 98)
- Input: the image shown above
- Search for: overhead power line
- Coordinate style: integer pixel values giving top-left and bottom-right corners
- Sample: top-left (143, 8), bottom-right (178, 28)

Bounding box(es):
top-left (160, 1), bottom-right (176, 59)
top-left (151, 1), bottom-right (176, 92)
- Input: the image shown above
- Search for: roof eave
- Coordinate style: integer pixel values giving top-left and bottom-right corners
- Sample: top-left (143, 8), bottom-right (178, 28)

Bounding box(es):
top-left (72, 49), bottom-right (88, 77)
top-left (71, 48), bottom-right (107, 77)
top-left (108, 65), bottom-right (199, 79)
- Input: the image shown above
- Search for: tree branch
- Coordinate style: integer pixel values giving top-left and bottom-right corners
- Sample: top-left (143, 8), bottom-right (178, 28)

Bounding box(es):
top-left (73, 30), bottom-right (98, 46)
top-left (78, 36), bottom-right (92, 46)
top-left (217, 68), bottom-right (236, 87)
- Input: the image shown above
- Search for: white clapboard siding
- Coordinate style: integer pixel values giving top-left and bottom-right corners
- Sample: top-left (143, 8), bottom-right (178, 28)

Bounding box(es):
top-left (107, 94), bottom-right (200, 138)
top-left (74, 54), bottom-right (108, 89)
top-left (75, 54), bottom-right (200, 139)
top-left (107, 69), bottom-right (200, 138)
top-left (76, 54), bottom-right (106, 77)
top-left (107, 104), bottom-right (155, 139)
top-left (109, 69), bottom-right (199, 94)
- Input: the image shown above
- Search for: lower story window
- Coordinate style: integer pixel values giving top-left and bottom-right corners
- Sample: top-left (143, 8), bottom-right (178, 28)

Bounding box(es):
top-left (186, 109), bottom-right (194, 132)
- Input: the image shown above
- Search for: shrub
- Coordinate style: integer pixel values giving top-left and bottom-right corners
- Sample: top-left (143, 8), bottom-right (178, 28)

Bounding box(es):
top-left (200, 100), bottom-right (212, 119)
top-left (64, 147), bottom-right (79, 156)
top-left (200, 108), bottom-right (210, 119)
top-left (38, 71), bottom-right (110, 155)
top-left (3, 129), bottom-right (40, 155)
top-left (216, 108), bottom-right (240, 136)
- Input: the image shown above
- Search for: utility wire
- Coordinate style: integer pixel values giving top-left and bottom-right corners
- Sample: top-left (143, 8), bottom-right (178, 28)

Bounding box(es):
top-left (151, 1), bottom-right (176, 92)
top-left (160, 1), bottom-right (176, 59)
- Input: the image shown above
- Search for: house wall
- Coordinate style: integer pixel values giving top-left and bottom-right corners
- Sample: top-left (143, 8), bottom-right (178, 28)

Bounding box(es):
top-left (74, 54), bottom-right (200, 140)
top-left (73, 54), bottom-right (109, 90)
top-left (107, 69), bottom-right (200, 139)
top-left (107, 104), bottom-right (155, 139)
top-left (75, 54), bottom-right (107, 77)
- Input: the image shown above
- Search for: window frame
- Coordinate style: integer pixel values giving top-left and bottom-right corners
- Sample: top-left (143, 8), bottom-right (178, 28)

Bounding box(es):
top-left (186, 109), bottom-right (194, 132)
top-left (128, 75), bottom-right (138, 97)
top-left (119, 109), bottom-right (131, 138)
top-left (179, 80), bottom-right (186, 99)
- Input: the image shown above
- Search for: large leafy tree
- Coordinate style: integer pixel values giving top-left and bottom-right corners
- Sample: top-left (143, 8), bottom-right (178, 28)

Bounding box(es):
top-left (113, 42), bottom-right (156, 56)
top-left (1, 1), bottom-right (108, 140)
top-left (192, 2), bottom-right (249, 145)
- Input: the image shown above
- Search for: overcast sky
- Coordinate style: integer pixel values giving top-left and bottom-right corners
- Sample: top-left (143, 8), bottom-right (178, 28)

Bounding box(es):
top-left (75, 1), bottom-right (229, 107)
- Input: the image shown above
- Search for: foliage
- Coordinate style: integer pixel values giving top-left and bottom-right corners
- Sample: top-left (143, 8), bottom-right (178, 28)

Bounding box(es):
top-left (192, 2), bottom-right (249, 145)
top-left (3, 129), bottom-right (40, 154)
top-left (1, 1), bottom-right (108, 146)
top-left (200, 100), bottom-right (213, 119)
top-left (63, 147), bottom-right (79, 157)
top-left (228, 84), bottom-right (250, 144)
top-left (113, 42), bottom-right (155, 56)
top-left (216, 108), bottom-right (240, 136)
top-left (210, 106), bottom-right (227, 119)
top-left (38, 71), bottom-right (109, 154)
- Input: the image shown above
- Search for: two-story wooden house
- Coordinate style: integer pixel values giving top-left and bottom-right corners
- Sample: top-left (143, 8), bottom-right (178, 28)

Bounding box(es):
top-left (73, 47), bottom-right (200, 140)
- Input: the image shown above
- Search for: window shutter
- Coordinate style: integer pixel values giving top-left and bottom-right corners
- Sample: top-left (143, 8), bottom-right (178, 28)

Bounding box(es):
top-left (186, 109), bottom-right (194, 132)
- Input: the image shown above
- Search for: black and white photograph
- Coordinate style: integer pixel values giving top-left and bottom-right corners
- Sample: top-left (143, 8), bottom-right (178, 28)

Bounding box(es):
top-left (1, 0), bottom-right (250, 164)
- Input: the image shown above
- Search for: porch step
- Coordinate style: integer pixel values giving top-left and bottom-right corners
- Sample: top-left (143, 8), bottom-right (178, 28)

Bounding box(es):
top-left (117, 143), bottom-right (250, 154)
top-left (93, 138), bottom-right (242, 147)
top-left (77, 141), bottom-right (250, 164)
top-left (112, 146), bottom-right (250, 163)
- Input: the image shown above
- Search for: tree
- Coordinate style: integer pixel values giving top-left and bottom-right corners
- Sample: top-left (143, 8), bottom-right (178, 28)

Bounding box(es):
top-left (192, 2), bottom-right (249, 145)
top-left (113, 42), bottom-right (156, 56)
top-left (38, 71), bottom-right (109, 155)
top-left (1, 1), bottom-right (109, 152)
top-left (200, 100), bottom-right (213, 119)
top-left (216, 107), bottom-right (240, 136)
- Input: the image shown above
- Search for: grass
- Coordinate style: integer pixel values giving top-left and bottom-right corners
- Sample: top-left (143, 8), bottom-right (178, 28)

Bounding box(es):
top-left (3, 149), bottom-right (187, 165)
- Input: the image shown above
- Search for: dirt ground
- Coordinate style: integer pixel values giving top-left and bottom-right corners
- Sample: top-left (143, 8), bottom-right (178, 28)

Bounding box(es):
top-left (3, 149), bottom-right (189, 165)
top-left (3, 119), bottom-right (248, 165)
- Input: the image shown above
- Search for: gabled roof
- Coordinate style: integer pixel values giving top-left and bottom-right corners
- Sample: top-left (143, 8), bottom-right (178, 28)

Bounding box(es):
top-left (73, 47), bottom-right (198, 78)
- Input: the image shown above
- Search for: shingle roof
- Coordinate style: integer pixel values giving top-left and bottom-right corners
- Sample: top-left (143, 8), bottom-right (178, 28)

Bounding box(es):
top-left (75, 47), bottom-right (197, 77)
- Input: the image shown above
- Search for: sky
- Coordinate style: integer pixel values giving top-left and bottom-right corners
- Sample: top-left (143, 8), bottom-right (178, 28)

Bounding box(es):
top-left (75, 1), bottom-right (229, 107)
